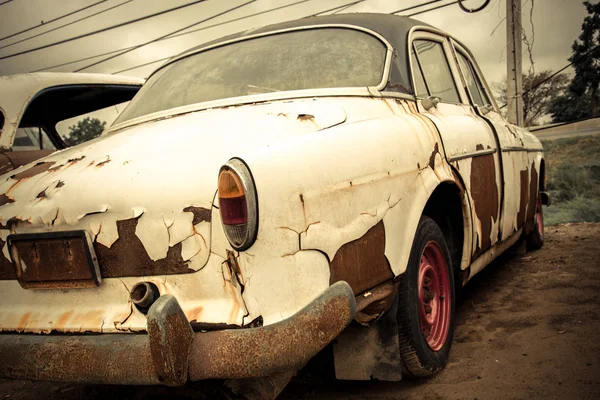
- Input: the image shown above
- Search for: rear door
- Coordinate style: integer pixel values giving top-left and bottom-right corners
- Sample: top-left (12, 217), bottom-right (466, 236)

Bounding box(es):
top-left (451, 40), bottom-right (531, 241)
top-left (410, 31), bottom-right (502, 259)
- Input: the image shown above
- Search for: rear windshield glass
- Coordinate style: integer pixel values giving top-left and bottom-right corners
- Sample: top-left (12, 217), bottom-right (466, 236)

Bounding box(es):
top-left (115, 28), bottom-right (387, 124)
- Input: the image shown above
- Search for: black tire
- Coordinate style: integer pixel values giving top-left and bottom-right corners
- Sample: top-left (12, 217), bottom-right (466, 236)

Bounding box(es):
top-left (396, 216), bottom-right (455, 378)
top-left (527, 195), bottom-right (544, 250)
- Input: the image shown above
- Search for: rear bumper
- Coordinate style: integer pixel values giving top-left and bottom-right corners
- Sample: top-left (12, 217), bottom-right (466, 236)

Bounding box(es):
top-left (0, 281), bottom-right (355, 386)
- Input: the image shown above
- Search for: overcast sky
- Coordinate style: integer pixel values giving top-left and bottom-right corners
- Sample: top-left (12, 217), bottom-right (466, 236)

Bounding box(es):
top-left (0, 0), bottom-right (589, 87)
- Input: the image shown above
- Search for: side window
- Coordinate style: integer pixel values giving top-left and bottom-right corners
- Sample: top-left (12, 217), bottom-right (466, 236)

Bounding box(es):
top-left (411, 51), bottom-right (428, 97)
top-left (412, 39), bottom-right (460, 103)
top-left (13, 127), bottom-right (56, 151)
top-left (456, 52), bottom-right (490, 107)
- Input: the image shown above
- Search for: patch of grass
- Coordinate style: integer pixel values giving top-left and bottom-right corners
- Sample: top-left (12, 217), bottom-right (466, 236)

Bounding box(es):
top-left (544, 196), bottom-right (600, 226)
top-left (541, 135), bottom-right (600, 225)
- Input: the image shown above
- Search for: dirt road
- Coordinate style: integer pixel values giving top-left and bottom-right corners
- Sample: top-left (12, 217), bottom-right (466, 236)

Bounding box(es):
top-left (1, 223), bottom-right (599, 400)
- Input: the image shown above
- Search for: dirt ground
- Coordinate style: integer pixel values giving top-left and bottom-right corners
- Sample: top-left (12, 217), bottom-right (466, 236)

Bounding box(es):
top-left (1, 223), bottom-right (599, 400)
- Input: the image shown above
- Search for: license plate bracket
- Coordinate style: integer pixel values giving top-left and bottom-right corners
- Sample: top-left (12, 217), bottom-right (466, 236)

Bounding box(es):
top-left (8, 231), bottom-right (101, 289)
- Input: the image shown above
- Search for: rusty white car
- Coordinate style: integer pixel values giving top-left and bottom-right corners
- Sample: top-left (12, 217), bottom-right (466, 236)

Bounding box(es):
top-left (0, 72), bottom-right (143, 174)
top-left (0, 14), bottom-right (548, 397)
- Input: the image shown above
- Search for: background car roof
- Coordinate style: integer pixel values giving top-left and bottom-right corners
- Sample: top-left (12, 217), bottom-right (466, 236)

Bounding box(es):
top-left (0, 72), bottom-right (144, 150)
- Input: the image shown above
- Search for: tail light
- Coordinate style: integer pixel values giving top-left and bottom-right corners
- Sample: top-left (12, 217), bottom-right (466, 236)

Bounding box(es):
top-left (218, 159), bottom-right (258, 250)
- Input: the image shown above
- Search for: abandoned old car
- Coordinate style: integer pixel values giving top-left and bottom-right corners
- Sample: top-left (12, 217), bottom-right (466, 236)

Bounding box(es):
top-left (0, 13), bottom-right (547, 395)
top-left (0, 72), bottom-right (143, 174)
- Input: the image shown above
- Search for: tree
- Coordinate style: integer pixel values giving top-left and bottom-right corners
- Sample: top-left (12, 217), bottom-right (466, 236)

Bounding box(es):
top-left (492, 70), bottom-right (569, 126)
top-left (64, 117), bottom-right (106, 146)
top-left (550, 1), bottom-right (600, 122)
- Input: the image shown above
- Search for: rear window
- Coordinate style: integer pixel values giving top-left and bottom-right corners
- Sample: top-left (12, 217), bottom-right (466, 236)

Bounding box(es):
top-left (115, 28), bottom-right (387, 124)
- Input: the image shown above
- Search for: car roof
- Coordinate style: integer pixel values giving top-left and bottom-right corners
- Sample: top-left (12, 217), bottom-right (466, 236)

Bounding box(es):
top-left (166, 13), bottom-right (434, 95)
top-left (181, 13), bottom-right (432, 58)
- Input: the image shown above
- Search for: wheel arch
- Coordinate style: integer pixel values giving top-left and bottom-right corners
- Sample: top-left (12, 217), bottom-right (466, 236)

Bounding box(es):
top-left (421, 177), bottom-right (473, 286)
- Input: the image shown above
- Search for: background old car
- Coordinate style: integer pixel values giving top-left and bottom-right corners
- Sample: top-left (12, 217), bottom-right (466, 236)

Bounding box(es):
top-left (0, 13), bottom-right (546, 395)
top-left (0, 72), bottom-right (143, 174)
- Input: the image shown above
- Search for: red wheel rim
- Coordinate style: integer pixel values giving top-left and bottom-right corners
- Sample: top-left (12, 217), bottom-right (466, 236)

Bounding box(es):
top-left (535, 196), bottom-right (544, 240)
top-left (418, 241), bottom-right (451, 351)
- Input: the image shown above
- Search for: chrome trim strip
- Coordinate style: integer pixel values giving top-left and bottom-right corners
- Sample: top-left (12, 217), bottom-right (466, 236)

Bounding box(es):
top-left (501, 147), bottom-right (543, 153)
top-left (448, 148), bottom-right (496, 162)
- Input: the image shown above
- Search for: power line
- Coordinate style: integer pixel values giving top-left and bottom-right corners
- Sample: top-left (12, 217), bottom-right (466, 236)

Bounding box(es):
top-left (113, 56), bottom-right (171, 74)
top-left (310, 0), bottom-right (365, 16)
top-left (0, 0), bottom-right (134, 51)
top-left (0, 0), bottom-right (14, 7)
top-left (34, 0), bottom-right (311, 72)
top-left (390, 0), bottom-right (446, 15)
top-left (109, 0), bottom-right (365, 75)
top-left (407, 1), bottom-right (460, 17)
top-left (0, 0), bottom-right (108, 42)
top-left (0, 0), bottom-right (207, 61)
top-left (75, 0), bottom-right (256, 72)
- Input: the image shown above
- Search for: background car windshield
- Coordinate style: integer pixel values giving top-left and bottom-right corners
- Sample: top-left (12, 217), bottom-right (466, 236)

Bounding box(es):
top-left (115, 28), bottom-right (387, 124)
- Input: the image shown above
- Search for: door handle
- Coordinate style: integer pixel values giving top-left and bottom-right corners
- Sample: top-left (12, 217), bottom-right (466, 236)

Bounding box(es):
top-left (422, 96), bottom-right (440, 110)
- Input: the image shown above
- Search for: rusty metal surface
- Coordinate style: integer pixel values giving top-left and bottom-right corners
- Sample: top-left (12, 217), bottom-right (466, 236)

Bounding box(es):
top-left (94, 218), bottom-right (195, 277)
top-left (329, 221), bottom-right (393, 295)
top-left (9, 231), bottom-right (100, 289)
top-left (0, 333), bottom-right (158, 384)
top-left (526, 162), bottom-right (539, 226)
top-left (354, 279), bottom-right (398, 325)
top-left (147, 295), bottom-right (194, 386)
top-left (517, 168), bottom-right (529, 228)
top-left (0, 282), bottom-right (355, 385)
top-left (188, 281), bottom-right (356, 380)
top-left (469, 151), bottom-right (499, 258)
top-left (0, 236), bottom-right (15, 279)
top-left (0, 153), bottom-right (13, 175)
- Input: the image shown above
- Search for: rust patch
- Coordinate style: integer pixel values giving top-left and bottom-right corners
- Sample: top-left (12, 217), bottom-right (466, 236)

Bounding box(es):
top-left (67, 156), bottom-right (86, 163)
top-left (329, 221), bottom-right (393, 295)
top-left (517, 168), bottom-right (529, 228)
top-left (54, 310), bottom-right (74, 330)
top-left (470, 154), bottom-right (499, 258)
top-left (16, 312), bottom-right (32, 331)
top-left (182, 206), bottom-right (211, 225)
top-left (226, 249), bottom-right (243, 284)
top-left (56, 180), bottom-right (65, 188)
top-left (354, 280), bottom-right (398, 325)
top-left (95, 218), bottom-right (194, 277)
top-left (11, 233), bottom-right (99, 289)
top-left (188, 282), bottom-right (354, 380)
top-left (428, 142), bottom-right (439, 169)
top-left (96, 158), bottom-right (111, 167)
top-left (11, 161), bottom-right (55, 180)
top-left (0, 193), bottom-right (14, 206)
top-left (386, 82), bottom-right (411, 94)
top-left (0, 238), bottom-right (16, 279)
top-left (526, 162), bottom-right (539, 224)
top-left (297, 114), bottom-right (314, 121)
top-left (36, 189), bottom-right (46, 199)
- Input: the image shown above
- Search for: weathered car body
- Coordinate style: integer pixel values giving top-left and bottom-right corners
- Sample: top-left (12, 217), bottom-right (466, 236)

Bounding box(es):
top-left (0, 72), bottom-right (143, 173)
top-left (0, 14), bottom-right (547, 395)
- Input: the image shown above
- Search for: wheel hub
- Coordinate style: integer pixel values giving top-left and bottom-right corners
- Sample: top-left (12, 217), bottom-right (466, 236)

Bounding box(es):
top-left (418, 241), bottom-right (451, 351)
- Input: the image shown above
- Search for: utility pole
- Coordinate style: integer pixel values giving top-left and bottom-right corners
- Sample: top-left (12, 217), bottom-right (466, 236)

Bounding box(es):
top-left (506, 0), bottom-right (524, 126)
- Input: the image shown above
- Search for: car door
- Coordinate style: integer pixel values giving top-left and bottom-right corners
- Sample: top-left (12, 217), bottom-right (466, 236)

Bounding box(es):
top-left (451, 39), bottom-right (531, 241)
top-left (409, 31), bottom-right (502, 260)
